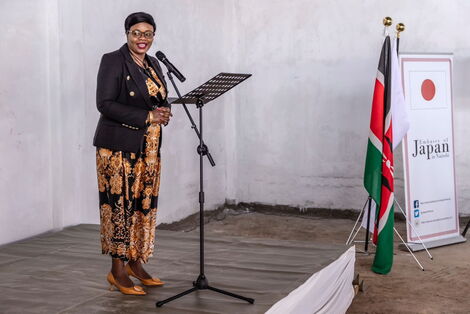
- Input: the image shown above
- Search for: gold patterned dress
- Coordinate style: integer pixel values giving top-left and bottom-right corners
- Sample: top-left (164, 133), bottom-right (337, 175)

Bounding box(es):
top-left (96, 66), bottom-right (166, 263)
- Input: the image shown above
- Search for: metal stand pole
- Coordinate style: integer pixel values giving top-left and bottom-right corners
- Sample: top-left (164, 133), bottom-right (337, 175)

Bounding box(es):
top-left (364, 196), bottom-right (372, 252)
top-left (394, 200), bottom-right (433, 260)
top-left (346, 198), bottom-right (368, 245)
top-left (394, 227), bottom-right (425, 271)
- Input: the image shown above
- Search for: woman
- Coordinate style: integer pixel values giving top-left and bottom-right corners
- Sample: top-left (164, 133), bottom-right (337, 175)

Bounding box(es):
top-left (93, 12), bottom-right (172, 296)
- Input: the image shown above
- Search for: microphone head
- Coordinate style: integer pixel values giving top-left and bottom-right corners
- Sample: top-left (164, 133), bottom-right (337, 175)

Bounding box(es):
top-left (155, 51), bottom-right (166, 61)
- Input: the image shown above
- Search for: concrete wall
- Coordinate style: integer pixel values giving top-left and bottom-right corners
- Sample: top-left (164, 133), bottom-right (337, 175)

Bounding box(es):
top-left (1, 0), bottom-right (469, 246)
top-left (62, 0), bottom-right (233, 225)
top-left (0, 0), bottom-right (56, 245)
top-left (0, 0), bottom-right (232, 245)
top-left (230, 0), bottom-right (470, 214)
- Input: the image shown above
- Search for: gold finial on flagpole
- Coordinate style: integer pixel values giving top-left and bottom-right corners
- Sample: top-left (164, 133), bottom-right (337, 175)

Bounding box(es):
top-left (383, 17), bottom-right (393, 27)
top-left (396, 23), bottom-right (405, 38)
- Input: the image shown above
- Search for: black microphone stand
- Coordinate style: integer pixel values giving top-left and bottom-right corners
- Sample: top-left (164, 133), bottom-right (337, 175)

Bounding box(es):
top-left (156, 72), bottom-right (254, 307)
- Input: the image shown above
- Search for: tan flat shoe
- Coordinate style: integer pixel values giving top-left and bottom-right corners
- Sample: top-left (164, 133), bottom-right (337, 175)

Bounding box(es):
top-left (125, 263), bottom-right (165, 286)
top-left (107, 272), bottom-right (146, 295)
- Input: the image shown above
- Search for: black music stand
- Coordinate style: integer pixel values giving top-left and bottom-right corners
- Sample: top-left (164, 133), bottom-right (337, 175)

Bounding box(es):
top-left (156, 73), bottom-right (253, 308)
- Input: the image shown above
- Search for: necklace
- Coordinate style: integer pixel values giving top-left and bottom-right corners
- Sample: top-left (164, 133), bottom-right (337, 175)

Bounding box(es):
top-left (130, 51), bottom-right (148, 69)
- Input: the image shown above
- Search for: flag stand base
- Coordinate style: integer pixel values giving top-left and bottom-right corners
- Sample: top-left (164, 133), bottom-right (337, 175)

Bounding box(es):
top-left (347, 198), bottom-right (432, 271)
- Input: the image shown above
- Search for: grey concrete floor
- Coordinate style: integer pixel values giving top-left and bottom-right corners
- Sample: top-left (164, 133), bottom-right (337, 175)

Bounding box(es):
top-left (3, 209), bottom-right (467, 313)
top-left (0, 212), bottom-right (350, 314)
top-left (200, 210), bottom-right (470, 314)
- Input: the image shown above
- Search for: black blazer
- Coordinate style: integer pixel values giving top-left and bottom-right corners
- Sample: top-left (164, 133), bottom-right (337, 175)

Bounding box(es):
top-left (93, 44), bottom-right (169, 153)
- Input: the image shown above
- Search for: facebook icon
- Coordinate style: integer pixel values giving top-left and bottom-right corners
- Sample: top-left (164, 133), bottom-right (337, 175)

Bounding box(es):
top-left (414, 200), bottom-right (419, 208)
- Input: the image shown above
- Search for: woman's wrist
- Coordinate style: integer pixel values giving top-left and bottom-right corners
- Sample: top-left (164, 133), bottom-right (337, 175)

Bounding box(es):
top-left (146, 111), bottom-right (154, 125)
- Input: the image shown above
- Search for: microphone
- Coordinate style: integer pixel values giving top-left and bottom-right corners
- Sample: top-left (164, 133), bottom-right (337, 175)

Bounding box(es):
top-left (155, 51), bottom-right (186, 82)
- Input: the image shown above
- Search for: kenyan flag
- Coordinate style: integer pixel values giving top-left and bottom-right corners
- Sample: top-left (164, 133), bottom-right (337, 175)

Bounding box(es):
top-left (364, 36), bottom-right (395, 275)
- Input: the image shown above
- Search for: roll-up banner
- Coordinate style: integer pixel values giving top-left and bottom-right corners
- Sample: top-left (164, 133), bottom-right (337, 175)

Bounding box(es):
top-left (400, 53), bottom-right (466, 250)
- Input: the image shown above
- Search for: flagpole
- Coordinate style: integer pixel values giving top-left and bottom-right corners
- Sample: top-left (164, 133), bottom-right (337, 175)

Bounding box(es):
top-left (364, 17), bottom-right (394, 254)
top-left (392, 22), bottom-right (427, 271)
top-left (391, 25), bottom-right (434, 262)
top-left (396, 23), bottom-right (405, 53)
top-left (364, 196), bottom-right (372, 252)
top-left (383, 16), bottom-right (392, 36)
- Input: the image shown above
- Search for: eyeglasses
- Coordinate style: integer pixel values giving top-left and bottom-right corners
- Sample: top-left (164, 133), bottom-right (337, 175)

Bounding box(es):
top-left (126, 30), bottom-right (155, 39)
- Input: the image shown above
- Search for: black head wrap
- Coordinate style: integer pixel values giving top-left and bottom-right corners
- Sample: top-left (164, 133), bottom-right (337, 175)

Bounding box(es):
top-left (124, 12), bottom-right (156, 32)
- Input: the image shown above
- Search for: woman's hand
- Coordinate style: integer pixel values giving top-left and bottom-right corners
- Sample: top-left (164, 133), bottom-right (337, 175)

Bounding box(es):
top-left (150, 107), bottom-right (172, 125)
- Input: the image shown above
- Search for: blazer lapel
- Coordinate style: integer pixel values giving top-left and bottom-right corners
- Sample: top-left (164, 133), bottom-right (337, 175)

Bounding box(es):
top-left (119, 44), bottom-right (153, 110)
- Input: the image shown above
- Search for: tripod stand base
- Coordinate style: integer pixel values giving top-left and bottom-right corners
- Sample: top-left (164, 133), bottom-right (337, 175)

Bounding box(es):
top-left (156, 274), bottom-right (255, 307)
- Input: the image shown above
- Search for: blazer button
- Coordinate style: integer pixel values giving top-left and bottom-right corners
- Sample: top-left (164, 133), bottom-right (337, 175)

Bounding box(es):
top-left (126, 75), bottom-right (130, 80)
top-left (130, 91), bottom-right (135, 96)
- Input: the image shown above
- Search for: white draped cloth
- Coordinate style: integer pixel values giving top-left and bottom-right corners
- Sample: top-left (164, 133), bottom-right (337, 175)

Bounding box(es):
top-left (266, 246), bottom-right (356, 314)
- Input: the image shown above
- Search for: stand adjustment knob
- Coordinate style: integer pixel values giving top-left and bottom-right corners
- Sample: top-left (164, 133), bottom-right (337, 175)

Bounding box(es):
top-left (197, 144), bottom-right (209, 156)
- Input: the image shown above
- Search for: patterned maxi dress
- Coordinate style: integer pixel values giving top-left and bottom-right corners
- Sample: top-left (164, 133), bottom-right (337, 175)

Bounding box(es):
top-left (96, 66), bottom-right (166, 263)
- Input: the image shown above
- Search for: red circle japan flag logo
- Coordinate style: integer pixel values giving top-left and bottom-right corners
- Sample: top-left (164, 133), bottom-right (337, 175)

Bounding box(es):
top-left (421, 79), bottom-right (436, 101)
